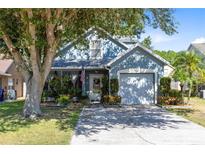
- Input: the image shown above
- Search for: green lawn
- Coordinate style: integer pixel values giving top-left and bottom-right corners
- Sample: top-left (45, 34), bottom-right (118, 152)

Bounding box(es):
top-left (0, 100), bottom-right (84, 144)
top-left (167, 97), bottom-right (205, 127)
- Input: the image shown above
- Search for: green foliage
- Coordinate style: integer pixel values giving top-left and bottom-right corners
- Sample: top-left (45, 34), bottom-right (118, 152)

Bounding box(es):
top-left (173, 51), bottom-right (203, 101)
top-left (49, 76), bottom-right (62, 99)
top-left (159, 77), bottom-right (171, 96)
top-left (57, 95), bottom-right (70, 105)
top-left (154, 50), bottom-right (178, 65)
top-left (61, 75), bottom-right (73, 95)
top-left (69, 87), bottom-right (81, 97)
top-left (110, 78), bottom-right (119, 95)
top-left (102, 95), bottom-right (121, 105)
top-left (169, 89), bottom-right (182, 97)
top-left (101, 75), bottom-right (109, 96)
top-left (0, 9), bottom-right (177, 65)
top-left (141, 36), bottom-right (153, 49)
top-left (172, 67), bottom-right (187, 85)
top-left (159, 77), bottom-right (183, 105)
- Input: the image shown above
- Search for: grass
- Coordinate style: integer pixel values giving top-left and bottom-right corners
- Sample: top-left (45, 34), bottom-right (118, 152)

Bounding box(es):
top-left (0, 100), bottom-right (85, 145)
top-left (167, 97), bottom-right (205, 127)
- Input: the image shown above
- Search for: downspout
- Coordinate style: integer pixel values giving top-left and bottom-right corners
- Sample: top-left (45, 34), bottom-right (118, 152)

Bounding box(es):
top-left (104, 66), bottom-right (111, 95)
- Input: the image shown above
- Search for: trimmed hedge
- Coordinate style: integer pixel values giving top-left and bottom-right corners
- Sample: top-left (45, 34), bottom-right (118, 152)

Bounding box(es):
top-left (110, 78), bottom-right (119, 95)
top-left (158, 77), bottom-right (183, 105)
top-left (159, 77), bottom-right (171, 96)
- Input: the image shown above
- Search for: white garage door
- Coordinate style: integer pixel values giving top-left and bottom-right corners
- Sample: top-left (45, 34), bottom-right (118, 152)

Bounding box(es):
top-left (119, 73), bottom-right (155, 104)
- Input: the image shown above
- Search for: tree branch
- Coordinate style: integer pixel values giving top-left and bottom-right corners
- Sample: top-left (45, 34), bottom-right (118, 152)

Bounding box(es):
top-left (41, 9), bottom-right (63, 82)
top-left (26, 8), bottom-right (41, 77)
top-left (1, 33), bottom-right (31, 80)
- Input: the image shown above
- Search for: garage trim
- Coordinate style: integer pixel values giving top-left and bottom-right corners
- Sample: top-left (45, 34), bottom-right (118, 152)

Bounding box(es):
top-left (117, 68), bottom-right (157, 104)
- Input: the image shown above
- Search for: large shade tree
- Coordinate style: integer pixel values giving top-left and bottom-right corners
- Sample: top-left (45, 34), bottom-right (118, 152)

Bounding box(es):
top-left (0, 9), bottom-right (177, 117)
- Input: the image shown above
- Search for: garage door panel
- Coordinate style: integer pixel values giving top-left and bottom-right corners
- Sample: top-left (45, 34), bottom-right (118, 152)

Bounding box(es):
top-left (119, 73), bottom-right (154, 104)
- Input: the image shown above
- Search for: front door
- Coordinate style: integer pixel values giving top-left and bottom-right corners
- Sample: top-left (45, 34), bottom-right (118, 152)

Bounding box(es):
top-left (89, 74), bottom-right (103, 93)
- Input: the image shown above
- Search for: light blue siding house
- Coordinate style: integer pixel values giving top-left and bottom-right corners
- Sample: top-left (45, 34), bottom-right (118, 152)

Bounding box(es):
top-left (51, 27), bottom-right (174, 105)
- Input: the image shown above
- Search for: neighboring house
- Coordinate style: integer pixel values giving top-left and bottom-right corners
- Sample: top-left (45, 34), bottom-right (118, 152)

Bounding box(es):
top-left (188, 42), bottom-right (205, 91)
top-left (50, 27), bottom-right (174, 105)
top-left (188, 42), bottom-right (205, 68)
top-left (188, 43), bottom-right (205, 60)
top-left (0, 59), bottom-right (25, 98)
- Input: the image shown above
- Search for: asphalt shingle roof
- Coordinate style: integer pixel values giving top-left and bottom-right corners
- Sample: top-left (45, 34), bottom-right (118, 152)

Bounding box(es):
top-left (191, 43), bottom-right (205, 55)
top-left (52, 58), bottom-right (111, 68)
top-left (0, 59), bottom-right (13, 73)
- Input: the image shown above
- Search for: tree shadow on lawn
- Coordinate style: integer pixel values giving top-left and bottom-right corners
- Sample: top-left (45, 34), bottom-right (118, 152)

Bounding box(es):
top-left (167, 108), bottom-right (196, 117)
top-left (0, 101), bottom-right (84, 133)
top-left (75, 106), bottom-right (195, 137)
top-left (0, 101), bottom-right (35, 133)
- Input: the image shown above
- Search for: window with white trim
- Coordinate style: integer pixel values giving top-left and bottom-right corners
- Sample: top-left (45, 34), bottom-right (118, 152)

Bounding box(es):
top-left (89, 39), bottom-right (102, 59)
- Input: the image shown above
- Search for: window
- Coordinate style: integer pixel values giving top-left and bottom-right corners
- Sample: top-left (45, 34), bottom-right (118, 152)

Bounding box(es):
top-left (89, 39), bottom-right (102, 59)
top-left (8, 78), bottom-right (13, 86)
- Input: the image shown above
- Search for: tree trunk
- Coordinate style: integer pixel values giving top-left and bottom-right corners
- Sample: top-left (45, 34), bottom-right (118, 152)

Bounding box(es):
top-left (180, 83), bottom-right (184, 104)
top-left (187, 81), bottom-right (192, 104)
top-left (23, 76), bottom-right (44, 118)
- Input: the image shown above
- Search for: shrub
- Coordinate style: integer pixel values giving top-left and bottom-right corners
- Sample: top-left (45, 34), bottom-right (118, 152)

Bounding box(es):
top-left (110, 78), bottom-right (119, 95)
top-left (160, 77), bottom-right (171, 96)
top-left (61, 75), bottom-right (73, 95)
top-left (169, 89), bottom-right (182, 97)
top-left (57, 95), bottom-right (70, 105)
top-left (158, 96), bottom-right (183, 105)
top-left (102, 95), bottom-right (121, 105)
top-left (158, 89), bottom-right (183, 105)
top-left (101, 75), bottom-right (109, 96)
top-left (49, 77), bottom-right (62, 99)
top-left (69, 87), bottom-right (81, 97)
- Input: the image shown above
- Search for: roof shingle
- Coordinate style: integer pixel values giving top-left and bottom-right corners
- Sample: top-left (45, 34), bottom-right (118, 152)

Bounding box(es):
top-left (0, 59), bottom-right (13, 73)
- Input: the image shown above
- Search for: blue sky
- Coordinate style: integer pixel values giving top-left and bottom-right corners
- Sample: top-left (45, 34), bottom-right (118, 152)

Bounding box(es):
top-left (141, 9), bottom-right (205, 52)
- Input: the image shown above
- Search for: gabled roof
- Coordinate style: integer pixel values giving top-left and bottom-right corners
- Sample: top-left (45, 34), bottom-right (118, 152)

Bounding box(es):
top-left (59, 26), bottom-right (128, 54)
top-left (0, 59), bottom-right (13, 73)
top-left (52, 59), bottom-right (110, 69)
top-left (52, 27), bottom-right (173, 69)
top-left (188, 43), bottom-right (205, 56)
top-left (107, 43), bottom-right (174, 68)
top-left (0, 59), bottom-right (13, 76)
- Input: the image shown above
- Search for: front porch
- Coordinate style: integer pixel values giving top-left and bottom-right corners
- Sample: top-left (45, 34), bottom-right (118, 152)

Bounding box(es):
top-left (44, 68), bottom-right (109, 101)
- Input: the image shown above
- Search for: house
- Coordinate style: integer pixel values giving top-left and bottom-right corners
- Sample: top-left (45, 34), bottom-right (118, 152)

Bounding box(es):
top-left (188, 43), bottom-right (205, 59)
top-left (188, 42), bottom-right (205, 91)
top-left (50, 27), bottom-right (174, 105)
top-left (0, 58), bottom-right (26, 99)
top-left (188, 42), bottom-right (205, 67)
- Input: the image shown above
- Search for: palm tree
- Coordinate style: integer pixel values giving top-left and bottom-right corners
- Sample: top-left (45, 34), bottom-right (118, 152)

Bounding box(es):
top-left (174, 51), bottom-right (202, 103)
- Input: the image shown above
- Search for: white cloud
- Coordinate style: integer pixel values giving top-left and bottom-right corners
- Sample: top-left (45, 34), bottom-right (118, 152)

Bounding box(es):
top-left (192, 37), bottom-right (205, 44)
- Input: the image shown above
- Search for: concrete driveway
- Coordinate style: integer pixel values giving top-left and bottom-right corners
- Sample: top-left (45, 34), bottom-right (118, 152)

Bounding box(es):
top-left (71, 105), bottom-right (205, 144)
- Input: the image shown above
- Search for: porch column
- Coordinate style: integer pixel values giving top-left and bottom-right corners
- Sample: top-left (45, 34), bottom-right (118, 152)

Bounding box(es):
top-left (81, 68), bottom-right (86, 96)
top-left (60, 70), bottom-right (63, 88)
